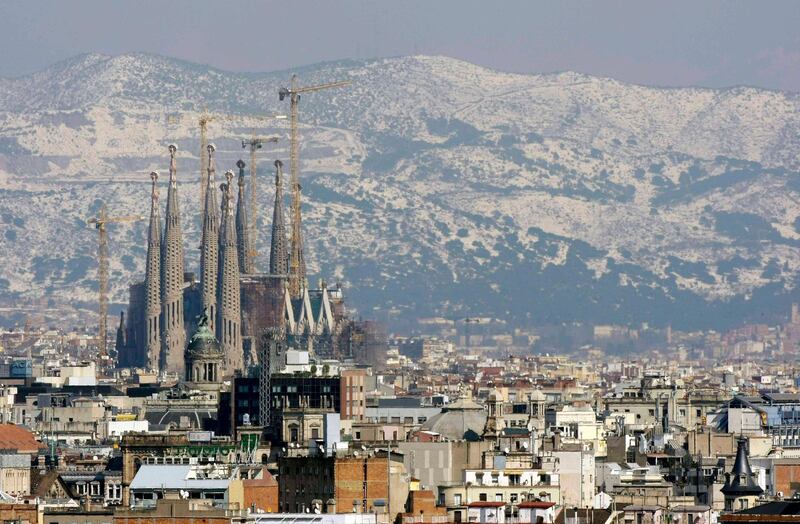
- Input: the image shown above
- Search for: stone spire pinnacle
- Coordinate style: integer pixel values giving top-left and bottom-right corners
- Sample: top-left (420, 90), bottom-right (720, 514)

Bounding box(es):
top-left (217, 171), bottom-right (243, 373)
top-left (160, 144), bottom-right (186, 374)
top-left (235, 159), bottom-right (255, 274)
top-left (144, 171), bottom-right (162, 370)
top-left (269, 160), bottom-right (289, 277)
top-left (115, 310), bottom-right (126, 361)
top-left (200, 144), bottom-right (220, 333)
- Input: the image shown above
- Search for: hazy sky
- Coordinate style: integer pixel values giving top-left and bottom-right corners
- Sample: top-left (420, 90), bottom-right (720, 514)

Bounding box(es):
top-left (1, 1), bottom-right (799, 91)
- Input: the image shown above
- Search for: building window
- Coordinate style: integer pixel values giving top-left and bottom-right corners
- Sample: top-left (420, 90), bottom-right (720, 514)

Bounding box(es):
top-left (495, 493), bottom-right (502, 502)
top-left (479, 493), bottom-right (487, 502)
top-left (454, 494), bottom-right (462, 506)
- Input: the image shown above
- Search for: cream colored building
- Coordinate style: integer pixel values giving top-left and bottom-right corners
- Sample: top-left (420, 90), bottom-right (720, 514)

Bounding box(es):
top-left (0, 454), bottom-right (31, 497)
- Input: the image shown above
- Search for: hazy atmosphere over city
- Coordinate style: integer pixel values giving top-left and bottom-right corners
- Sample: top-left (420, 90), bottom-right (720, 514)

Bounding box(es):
top-left (1, 3), bottom-right (800, 524)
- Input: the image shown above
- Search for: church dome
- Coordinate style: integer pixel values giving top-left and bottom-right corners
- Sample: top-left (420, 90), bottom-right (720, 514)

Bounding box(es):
top-left (186, 311), bottom-right (222, 357)
top-left (419, 397), bottom-right (487, 441)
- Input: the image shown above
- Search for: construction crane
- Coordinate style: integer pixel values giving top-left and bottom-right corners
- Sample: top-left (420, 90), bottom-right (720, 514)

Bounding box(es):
top-left (279, 75), bottom-right (350, 297)
top-left (198, 111), bottom-right (286, 215)
top-left (242, 133), bottom-right (279, 260)
top-left (87, 206), bottom-right (144, 359)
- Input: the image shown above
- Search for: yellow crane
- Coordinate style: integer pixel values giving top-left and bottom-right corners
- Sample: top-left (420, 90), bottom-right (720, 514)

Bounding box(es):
top-left (242, 132), bottom-right (280, 259)
top-left (87, 206), bottom-right (144, 358)
top-left (198, 111), bottom-right (286, 214)
top-left (278, 75), bottom-right (350, 297)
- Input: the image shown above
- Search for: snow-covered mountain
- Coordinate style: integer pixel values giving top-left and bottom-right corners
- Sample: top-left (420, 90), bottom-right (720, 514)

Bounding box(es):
top-left (1, 53), bottom-right (799, 329)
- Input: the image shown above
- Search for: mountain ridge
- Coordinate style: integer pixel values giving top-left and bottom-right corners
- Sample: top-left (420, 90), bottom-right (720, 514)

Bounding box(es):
top-left (0, 53), bottom-right (799, 330)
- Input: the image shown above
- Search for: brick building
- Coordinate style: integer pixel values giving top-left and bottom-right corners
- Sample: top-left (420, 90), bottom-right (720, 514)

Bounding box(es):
top-left (241, 468), bottom-right (279, 513)
top-left (278, 451), bottom-right (408, 521)
top-left (340, 369), bottom-right (367, 421)
top-left (399, 489), bottom-right (449, 524)
top-left (0, 503), bottom-right (41, 524)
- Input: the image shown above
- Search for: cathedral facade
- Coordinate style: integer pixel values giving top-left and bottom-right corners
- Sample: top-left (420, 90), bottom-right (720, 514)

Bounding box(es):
top-left (119, 148), bottom-right (350, 377)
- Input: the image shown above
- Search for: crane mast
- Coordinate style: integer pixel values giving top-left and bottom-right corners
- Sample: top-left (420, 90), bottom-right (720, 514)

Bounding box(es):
top-left (199, 112), bottom-right (284, 217)
top-left (279, 75), bottom-right (350, 298)
top-left (288, 80), bottom-right (302, 298)
top-left (242, 133), bottom-right (279, 261)
top-left (199, 113), bottom-right (214, 215)
top-left (87, 208), bottom-right (144, 360)
top-left (97, 206), bottom-right (109, 359)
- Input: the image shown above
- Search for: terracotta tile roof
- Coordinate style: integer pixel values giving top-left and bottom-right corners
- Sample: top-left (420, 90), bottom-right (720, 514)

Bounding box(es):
top-left (468, 501), bottom-right (506, 508)
top-left (520, 501), bottom-right (556, 509)
top-left (0, 424), bottom-right (40, 454)
top-left (243, 469), bottom-right (278, 487)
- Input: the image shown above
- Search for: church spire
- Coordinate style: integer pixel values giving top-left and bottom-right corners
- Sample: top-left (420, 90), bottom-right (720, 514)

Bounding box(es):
top-left (160, 144), bottom-right (186, 374)
top-left (236, 159), bottom-right (255, 274)
top-left (269, 160), bottom-right (288, 277)
top-left (115, 310), bottom-right (126, 363)
top-left (200, 144), bottom-right (219, 333)
top-left (217, 171), bottom-right (243, 373)
top-left (144, 171), bottom-right (162, 370)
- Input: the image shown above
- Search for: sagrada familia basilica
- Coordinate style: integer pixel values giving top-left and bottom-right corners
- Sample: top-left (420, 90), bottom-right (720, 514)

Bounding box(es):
top-left (117, 144), bottom-right (349, 378)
